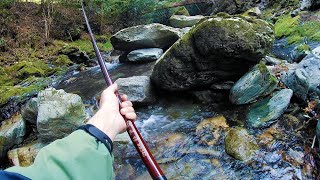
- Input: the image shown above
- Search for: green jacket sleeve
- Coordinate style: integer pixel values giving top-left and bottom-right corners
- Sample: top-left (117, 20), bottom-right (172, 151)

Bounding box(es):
top-left (6, 130), bottom-right (114, 180)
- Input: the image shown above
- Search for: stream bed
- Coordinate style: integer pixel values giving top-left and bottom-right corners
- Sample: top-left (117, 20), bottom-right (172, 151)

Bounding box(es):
top-left (56, 62), bottom-right (318, 179)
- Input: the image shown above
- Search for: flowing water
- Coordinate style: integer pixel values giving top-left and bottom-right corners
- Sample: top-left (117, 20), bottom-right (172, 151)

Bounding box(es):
top-left (56, 62), bottom-right (317, 179)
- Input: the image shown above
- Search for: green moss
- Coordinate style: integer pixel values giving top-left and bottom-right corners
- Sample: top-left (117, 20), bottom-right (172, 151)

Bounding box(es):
top-left (274, 14), bottom-right (300, 38)
top-left (0, 77), bottom-right (49, 105)
top-left (9, 60), bottom-right (56, 80)
top-left (275, 14), bottom-right (320, 44)
top-left (54, 55), bottom-right (73, 67)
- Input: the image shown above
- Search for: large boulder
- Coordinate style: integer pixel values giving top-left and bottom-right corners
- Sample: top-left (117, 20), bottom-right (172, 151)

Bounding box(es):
top-left (225, 127), bottom-right (258, 161)
top-left (230, 63), bottom-right (278, 105)
top-left (7, 141), bottom-right (46, 167)
top-left (169, 15), bottom-right (205, 28)
top-left (0, 113), bottom-right (26, 158)
top-left (127, 48), bottom-right (163, 62)
top-left (37, 88), bottom-right (86, 143)
top-left (110, 23), bottom-right (182, 52)
top-left (151, 14), bottom-right (274, 91)
top-left (115, 76), bottom-right (156, 106)
top-left (247, 89), bottom-right (293, 128)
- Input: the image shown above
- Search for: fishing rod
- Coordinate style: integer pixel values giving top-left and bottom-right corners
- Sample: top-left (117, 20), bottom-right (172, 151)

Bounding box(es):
top-left (80, 2), bottom-right (167, 180)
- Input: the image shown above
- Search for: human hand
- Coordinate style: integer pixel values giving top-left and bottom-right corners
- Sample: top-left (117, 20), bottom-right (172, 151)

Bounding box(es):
top-left (87, 84), bottom-right (136, 141)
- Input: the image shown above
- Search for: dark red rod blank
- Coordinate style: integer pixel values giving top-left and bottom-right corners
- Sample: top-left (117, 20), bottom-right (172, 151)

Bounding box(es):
top-left (81, 3), bottom-right (167, 180)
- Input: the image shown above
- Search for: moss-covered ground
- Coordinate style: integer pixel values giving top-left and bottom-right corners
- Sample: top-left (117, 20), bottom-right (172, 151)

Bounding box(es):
top-left (0, 34), bottom-right (113, 106)
top-left (274, 14), bottom-right (320, 44)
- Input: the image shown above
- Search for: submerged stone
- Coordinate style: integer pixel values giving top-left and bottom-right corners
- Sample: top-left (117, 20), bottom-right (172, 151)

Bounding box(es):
top-left (196, 116), bottom-right (229, 146)
top-left (0, 113), bottom-right (26, 158)
top-left (230, 63), bottom-right (278, 105)
top-left (37, 88), bottom-right (85, 143)
top-left (225, 127), bottom-right (258, 161)
top-left (247, 89), bottom-right (293, 128)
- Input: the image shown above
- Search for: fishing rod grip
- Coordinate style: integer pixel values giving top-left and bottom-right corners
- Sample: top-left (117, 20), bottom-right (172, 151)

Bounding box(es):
top-left (81, 2), bottom-right (166, 179)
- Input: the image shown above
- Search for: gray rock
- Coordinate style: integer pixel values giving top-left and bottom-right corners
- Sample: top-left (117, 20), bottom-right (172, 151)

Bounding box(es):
top-left (297, 47), bottom-right (320, 97)
top-left (244, 7), bottom-right (262, 17)
top-left (151, 14), bottom-right (274, 91)
top-left (230, 63), bottom-right (278, 105)
top-left (0, 113), bottom-right (26, 158)
top-left (111, 23), bottom-right (182, 52)
top-left (225, 127), bottom-right (258, 161)
top-left (115, 76), bottom-right (156, 106)
top-left (21, 98), bottom-right (38, 124)
top-left (247, 89), bottom-right (293, 128)
top-left (169, 15), bottom-right (205, 28)
top-left (127, 48), bottom-right (163, 62)
top-left (282, 68), bottom-right (309, 101)
top-left (37, 88), bottom-right (86, 143)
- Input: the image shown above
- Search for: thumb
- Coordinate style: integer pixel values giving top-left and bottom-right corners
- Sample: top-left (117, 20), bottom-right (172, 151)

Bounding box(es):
top-left (106, 83), bottom-right (118, 94)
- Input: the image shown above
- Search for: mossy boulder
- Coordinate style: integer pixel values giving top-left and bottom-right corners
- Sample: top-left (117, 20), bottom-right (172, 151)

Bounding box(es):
top-left (289, 44), bottom-right (311, 63)
top-left (36, 88), bottom-right (86, 143)
top-left (54, 55), bottom-right (73, 67)
top-left (247, 89), bottom-right (293, 128)
top-left (229, 63), bottom-right (278, 105)
top-left (151, 14), bottom-right (274, 91)
top-left (0, 113), bottom-right (26, 158)
top-left (225, 127), bottom-right (258, 161)
top-left (110, 23), bottom-right (182, 52)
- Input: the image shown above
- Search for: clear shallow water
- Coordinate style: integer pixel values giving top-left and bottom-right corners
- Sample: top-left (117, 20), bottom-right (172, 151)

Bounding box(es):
top-left (57, 63), bottom-right (317, 179)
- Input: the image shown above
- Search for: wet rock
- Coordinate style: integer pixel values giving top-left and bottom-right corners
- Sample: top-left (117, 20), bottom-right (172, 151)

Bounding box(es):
top-left (0, 113), bottom-right (26, 158)
top-left (289, 44), bottom-right (311, 63)
top-left (247, 89), bottom-right (293, 128)
top-left (169, 15), bottom-right (205, 28)
top-left (151, 14), bottom-right (274, 92)
top-left (297, 47), bottom-right (320, 97)
top-left (127, 48), bottom-right (163, 62)
top-left (285, 148), bottom-right (304, 167)
top-left (21, 98), bottom-right (38, 124)
top-left (115, 76), bottom-right (156, 106)
top-left (196, 116), bottom-right (229, 146)
top-left (230, 63), bottom-right (278, 105)
top-left (110, 23), bottom-right (182, 52)
top-left (7, 141), bottom-right (46, 167)
top-left (37, 88), bottom-right (85, 143)
top-left (281, 68), bottom-right (309, 101)
top-left (114, 132), bottom-right (130, 144)
top-left (225, 127), bottom-right (258, 161)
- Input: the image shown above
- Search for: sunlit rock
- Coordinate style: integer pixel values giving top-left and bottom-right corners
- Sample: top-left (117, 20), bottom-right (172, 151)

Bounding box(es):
top-left (169, 15), bottom-right (205, 28)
